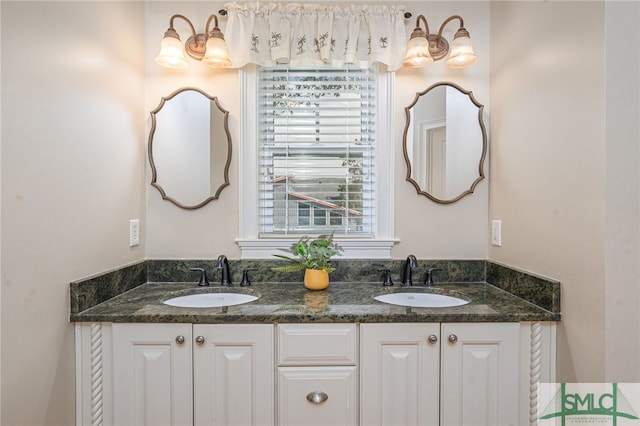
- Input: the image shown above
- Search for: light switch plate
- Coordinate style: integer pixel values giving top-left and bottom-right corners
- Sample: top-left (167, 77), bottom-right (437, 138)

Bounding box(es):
top-left (491, 220), bottom-right (502, 246)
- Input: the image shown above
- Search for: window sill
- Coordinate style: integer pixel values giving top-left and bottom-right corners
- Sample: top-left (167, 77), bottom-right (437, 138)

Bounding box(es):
top-left (236, 238), bottom-right (399, 259)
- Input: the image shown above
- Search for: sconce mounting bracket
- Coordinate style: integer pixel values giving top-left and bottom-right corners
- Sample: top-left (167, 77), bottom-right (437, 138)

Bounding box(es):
top-left (185, 34), bottom-right (207, 60)
top-left (428, 35), bottom-right (449, 61)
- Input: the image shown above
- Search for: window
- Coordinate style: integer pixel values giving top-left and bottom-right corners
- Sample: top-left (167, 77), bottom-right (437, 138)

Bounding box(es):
top-left (298, 204), bottom-right (310, 226)
top-left (239, 64), bottom-right (395, 258)
top-left (313, 207), bottom-right (327, 226)
top-left (297, 203), bottom-right (348, 229)
top-left (258, 65), bottom-right (375, 237)
top-left (330, 211), bottom-right (343, 226)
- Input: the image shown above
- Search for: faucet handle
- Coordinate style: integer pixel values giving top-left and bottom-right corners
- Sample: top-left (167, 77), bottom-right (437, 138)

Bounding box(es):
top-left (425, 267), bottom-right (443, 285)
top-left (190, 268), bottom-right (210, 286)
top-left (240, 268), bottom-right (256, 286)
top-left (377, 268), bottom-right (394, 286)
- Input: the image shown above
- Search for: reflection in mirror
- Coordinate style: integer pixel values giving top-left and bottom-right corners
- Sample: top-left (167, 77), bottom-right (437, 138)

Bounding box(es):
top-left (148, 88), bottom-right (231, 209)
top-left (403, 82), bottom-right (486, 204)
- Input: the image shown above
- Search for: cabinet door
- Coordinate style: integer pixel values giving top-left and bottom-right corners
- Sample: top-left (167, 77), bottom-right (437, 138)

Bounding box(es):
top-left (441, 322), bottom-right (520, 426)
top-left (278, 366), bottom-right (357, 426)
top-left (112, 323), bottom-right (193, 426)
top-left (360, 323), bottom-right (440, 426)
top-left (193, 324), bottom-right (274, 426)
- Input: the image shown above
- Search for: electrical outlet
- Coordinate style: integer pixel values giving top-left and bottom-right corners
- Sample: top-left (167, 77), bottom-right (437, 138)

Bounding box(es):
top-left (491, 220), bottom-right (502, 246)
top-left (129, 219), bottom-right (140, 247)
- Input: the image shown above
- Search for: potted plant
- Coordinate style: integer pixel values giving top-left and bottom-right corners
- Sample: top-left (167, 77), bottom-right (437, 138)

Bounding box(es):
top-left (272, 234), bottom-right (343, 290)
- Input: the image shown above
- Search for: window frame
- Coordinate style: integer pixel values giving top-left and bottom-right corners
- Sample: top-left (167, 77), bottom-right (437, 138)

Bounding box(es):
top-left (237, 64), bottom-right (396, 259)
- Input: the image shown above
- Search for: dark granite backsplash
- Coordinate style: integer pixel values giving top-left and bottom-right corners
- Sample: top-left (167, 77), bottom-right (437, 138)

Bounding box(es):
top-left (146, 259), bottom-right (486, 286)
top-left (487, 261), bottom-right (561, 314)
top-left (70, 261), bottom-right (147, 315)
top-left (70, 259), bottom-right (561, 318)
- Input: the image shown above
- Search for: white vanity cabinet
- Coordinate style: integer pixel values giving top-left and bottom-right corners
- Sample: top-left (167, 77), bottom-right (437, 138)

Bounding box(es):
top-left (192, 324), bottom-right (274, 426)
top-left (77, 321), bottom-right (554, 426)
top-left (360, 323), bottom-right (440, 426)
top-left (276, 324), bottom-right (358, 426)
top-left (360, 322), bottom-right (554, 426)
top-left (112, 323), bottom-right (194, 425)
top-left (76, 323), bottom-right (274, 426)
top-left (440, 323), bottom-right (520, 426)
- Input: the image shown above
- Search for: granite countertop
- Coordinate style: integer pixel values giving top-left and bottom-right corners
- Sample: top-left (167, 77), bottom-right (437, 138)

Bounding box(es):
top-left (70, 281), bottom-right (559, 323)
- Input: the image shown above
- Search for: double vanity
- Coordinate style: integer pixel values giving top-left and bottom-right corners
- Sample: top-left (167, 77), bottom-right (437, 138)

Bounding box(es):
top-left (71, 259), bottom-right (560, 426)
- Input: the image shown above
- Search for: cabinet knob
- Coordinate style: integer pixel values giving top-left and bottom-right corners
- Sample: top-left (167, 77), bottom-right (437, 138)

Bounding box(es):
top-left (428, 334), bottom-right (438, 344)
top-left (448, 334), bottom-right (458, 344)
top-left (195, 336), bottom-right (205, 345)
top-left (175, 335), bottom-right (185, 345)
top-left (306, 391), bottom-right (329, 404)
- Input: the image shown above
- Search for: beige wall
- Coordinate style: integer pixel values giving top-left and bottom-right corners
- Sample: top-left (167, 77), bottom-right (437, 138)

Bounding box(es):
top-left (489, 0), bottom-right (606, 382)
top-left (603, 1), bottom-right (640, 382)
top-left (145, 1), bottom-right (491, 260)
top-left (490, 1), bottom-right (640, 382)
top-left (0, 2), bottom-right (3, 421)
top-left (1, 2), bottom-right (146, 424)
top-left (394, 1), bottom-right (490, 260)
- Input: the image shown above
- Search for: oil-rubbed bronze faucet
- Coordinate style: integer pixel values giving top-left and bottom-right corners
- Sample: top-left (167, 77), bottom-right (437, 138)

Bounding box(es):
top-left (216, 255), bottom-right (232, 286)
top-left (401, 255), bottom-right (418, 286)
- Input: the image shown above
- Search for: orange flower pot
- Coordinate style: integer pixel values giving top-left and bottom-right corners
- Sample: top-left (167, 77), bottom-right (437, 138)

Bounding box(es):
top-left (304, 268), bottom-right (330, 290)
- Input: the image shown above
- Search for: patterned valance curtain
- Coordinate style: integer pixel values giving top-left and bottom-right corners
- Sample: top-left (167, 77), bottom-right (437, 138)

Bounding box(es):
top-left (223, 2), bottom-right (408, 70)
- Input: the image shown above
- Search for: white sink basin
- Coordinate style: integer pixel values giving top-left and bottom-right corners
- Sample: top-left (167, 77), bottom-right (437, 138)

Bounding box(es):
top-left (374, 292), bottom-right (469, 308)
top-left (163, 293), bottom-right (259, 308)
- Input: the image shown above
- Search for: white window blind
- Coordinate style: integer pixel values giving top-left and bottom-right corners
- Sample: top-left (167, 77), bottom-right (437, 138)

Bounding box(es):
top-left (258, 65), bottom-right (376, 236)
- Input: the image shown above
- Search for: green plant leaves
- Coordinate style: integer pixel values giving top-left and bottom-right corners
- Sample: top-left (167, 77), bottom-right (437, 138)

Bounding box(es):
top-left (272, 234), bottom-right (342, 273)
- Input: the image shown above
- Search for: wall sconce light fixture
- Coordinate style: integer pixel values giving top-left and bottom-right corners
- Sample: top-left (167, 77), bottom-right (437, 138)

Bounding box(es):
top-left (156, 14), bottom-right (231, 69)
top-left (403, 15), bottom-right (477, 69)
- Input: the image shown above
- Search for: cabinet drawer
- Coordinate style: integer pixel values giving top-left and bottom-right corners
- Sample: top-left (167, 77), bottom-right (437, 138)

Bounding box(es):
top-left (278, 324), bottom-right (357, 365)
top-left (278, 366), bottom-right (357, 426)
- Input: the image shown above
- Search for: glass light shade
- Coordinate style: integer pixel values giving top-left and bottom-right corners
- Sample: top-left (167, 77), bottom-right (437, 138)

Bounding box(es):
top-left (202, 36), bottom-right (232, 68)
top-left (446, 35), bottom-right (477, 68)
top-left (403, 36), bottom-right (434, 68)
top-left (155, 35), bottom-right (188, 69)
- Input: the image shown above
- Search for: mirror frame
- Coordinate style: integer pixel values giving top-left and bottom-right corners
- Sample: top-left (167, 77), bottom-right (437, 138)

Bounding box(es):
top-left (402, 81), bottom-right (487, 204)
top-left (148, 87), bottom-right (232, 209)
